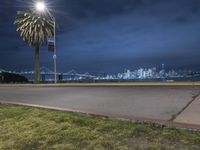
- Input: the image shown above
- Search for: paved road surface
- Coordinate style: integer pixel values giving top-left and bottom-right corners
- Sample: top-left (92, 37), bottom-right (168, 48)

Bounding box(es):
top-left (0, 86), bottom-right (200, 121)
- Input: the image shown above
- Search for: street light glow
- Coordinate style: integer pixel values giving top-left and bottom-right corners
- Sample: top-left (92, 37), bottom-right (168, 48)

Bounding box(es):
top-left (35, 1), bottom-right (46, 12)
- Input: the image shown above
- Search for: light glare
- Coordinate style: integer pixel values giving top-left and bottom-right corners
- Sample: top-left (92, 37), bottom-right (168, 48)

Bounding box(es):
top-left (35, 1), bottom-right (46, 12)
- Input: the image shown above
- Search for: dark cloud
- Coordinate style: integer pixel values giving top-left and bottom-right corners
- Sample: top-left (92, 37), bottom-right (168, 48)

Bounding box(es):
top-left (0, 0), bottom-right (200, 73)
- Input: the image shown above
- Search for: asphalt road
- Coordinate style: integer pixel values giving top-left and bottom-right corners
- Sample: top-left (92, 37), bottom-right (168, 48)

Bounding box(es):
top-left (0, 86), bottom-right (200, 120)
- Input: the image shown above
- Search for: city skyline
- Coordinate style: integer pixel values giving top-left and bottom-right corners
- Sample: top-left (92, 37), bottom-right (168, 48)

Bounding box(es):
top-left (0, 64), bottom-right (197, 74)
top-left (1, 65), bottom-right (199, 82)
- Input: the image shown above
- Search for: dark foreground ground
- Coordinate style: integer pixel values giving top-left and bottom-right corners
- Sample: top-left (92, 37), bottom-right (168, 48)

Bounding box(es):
top-left (0, 104), bottom-right (200, 150)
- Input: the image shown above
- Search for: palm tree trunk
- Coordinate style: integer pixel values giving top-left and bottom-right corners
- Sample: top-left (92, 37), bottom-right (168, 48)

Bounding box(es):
top-left (34, 46), bottom-right (40, 83)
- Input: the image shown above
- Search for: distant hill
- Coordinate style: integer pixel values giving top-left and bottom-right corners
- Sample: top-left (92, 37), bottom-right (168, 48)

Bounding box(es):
top-left (0, 72), bottom-right (28, 83)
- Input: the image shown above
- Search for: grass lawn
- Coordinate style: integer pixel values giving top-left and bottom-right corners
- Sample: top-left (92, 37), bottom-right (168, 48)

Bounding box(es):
top-left (0, 104), bottom-right (200, 150)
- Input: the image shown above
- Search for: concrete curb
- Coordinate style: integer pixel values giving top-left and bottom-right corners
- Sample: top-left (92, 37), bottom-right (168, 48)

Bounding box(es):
top-left (1, 101), bottom-right (200, 131)
top-left (0, 82), bottom-right (200, 88)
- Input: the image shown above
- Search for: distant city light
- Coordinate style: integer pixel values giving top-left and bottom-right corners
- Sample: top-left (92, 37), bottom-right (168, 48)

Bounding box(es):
top-left (1, 65), bottom-right (199, 82)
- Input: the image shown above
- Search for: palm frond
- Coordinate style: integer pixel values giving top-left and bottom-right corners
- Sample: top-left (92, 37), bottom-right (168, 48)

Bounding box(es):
top-left (14, 11), bottom-right (54, 47)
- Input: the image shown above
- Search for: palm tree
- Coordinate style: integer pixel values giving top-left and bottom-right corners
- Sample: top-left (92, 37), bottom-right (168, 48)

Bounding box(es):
top-left (14, 11), bottom-right (54, 83)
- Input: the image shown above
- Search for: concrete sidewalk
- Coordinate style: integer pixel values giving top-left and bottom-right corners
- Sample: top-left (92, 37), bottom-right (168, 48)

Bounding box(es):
top-left (175, 95), bottom-right (200, 125)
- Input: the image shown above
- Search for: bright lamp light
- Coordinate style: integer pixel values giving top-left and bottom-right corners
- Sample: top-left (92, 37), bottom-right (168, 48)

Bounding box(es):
top-left (35, 1), bottom-right (46, 12)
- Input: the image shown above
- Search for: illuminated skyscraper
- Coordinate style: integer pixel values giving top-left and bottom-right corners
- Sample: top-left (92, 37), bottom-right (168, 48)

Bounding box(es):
top-left (162, 64), bottom-right (165, 71)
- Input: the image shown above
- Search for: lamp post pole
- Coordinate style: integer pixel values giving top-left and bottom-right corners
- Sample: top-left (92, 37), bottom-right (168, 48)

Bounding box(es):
top-left (53, 17), bottom-right (57, 83)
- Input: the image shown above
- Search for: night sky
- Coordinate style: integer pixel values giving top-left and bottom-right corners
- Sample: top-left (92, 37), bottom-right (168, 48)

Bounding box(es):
top-left (0, 0), bottom-right (200, 74)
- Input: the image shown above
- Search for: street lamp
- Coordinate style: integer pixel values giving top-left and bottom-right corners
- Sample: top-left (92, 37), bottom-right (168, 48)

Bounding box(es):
top-left (35, 1), bottom-right (46, 12)
top-left (35, 1), bottom-right (57, 83)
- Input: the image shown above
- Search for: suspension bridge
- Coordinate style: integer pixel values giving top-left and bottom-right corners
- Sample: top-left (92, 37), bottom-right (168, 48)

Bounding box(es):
top-left (0, 66), bottom-right (98, 82)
